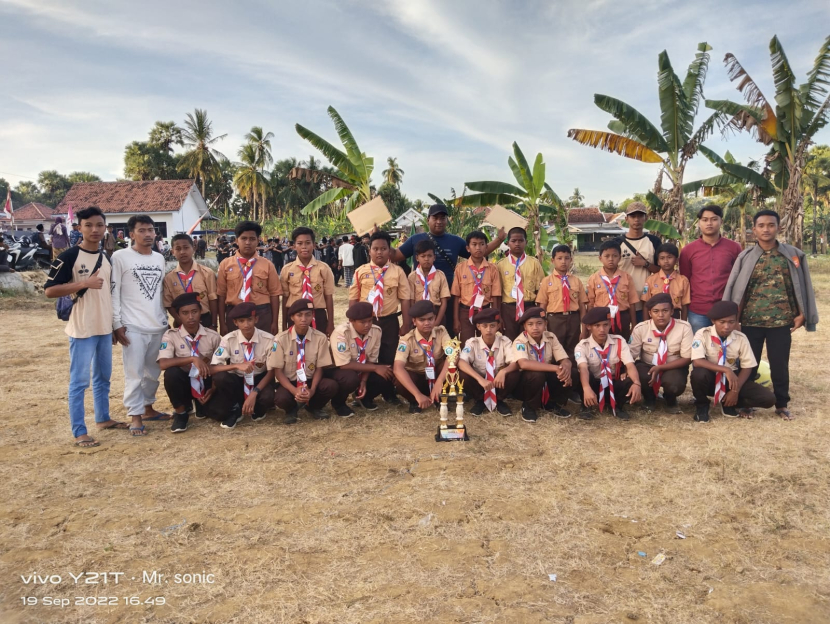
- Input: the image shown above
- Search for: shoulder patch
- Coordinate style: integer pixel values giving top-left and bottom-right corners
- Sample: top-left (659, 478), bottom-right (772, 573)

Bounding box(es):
top-left (462, 346), bottom-right (471, 353)
top-left (627, 336), bottom-right (633, 344)
top-left (160, 342), bottom-right (167, 350)
top-left (337, 342), bottom-right (347, 352)
top-left (397, 342), bottom-right (407, 352)
top-left (271, 342), bottom-right (278, 351)
top-left (516, 343), bottom-right (526, 351)
top-left (692, 339), bottom-right (701, 349)
top-left (214, 347), bottom-right (224, 356)
top-left (574, 351), bottom-right (582, 359)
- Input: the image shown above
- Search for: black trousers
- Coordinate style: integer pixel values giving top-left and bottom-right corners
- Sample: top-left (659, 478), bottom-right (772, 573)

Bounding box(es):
top-left (274, 378), bottom-right (338, 410)
top-left (394, 369), bottom-right (432, 405)
top-left (374, 314), bottom-right (401, 366)
top-left (209, 371), bottom-right (275, 419)
top-left (459, 369), bottom-right (520, 403)
top-left (325, 368), bottom-right (394, 406)
top-left (163, 366), bottom-right (213, 415)
top-left (547, 312), bottom-right (582, 364)
top-left (514, 370), bottom-right (569, 409)
top-left (634, 361), bottom-right (688, 401)
top-left (742, 325), bottom-right (792, 408)
top-left (458, 303), bottom-right (492, 345)
top-left (578, 375), bottom-right (634, 410)
top-left (689, 367), bottom-right (775, 408)
top-left (500, 302), bottom-right (521, 341)
top-left (443, 300), bottom-right (456, 338)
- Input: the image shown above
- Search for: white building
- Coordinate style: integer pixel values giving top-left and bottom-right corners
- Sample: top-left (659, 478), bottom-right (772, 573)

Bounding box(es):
top-left (393, 207), bottom-right (426, 231)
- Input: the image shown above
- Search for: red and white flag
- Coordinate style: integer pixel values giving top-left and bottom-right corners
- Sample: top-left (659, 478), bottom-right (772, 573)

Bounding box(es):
top-left (3, 188), bottom-right (12, 220)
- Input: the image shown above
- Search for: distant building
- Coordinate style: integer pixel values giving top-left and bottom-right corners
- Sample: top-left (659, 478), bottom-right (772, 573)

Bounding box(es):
top-left (546, 206), bottom-right (626, 252)
top-left (0, 202), bottom-right (56, 231)
top-left (393, 207), bottom-right (426, 231)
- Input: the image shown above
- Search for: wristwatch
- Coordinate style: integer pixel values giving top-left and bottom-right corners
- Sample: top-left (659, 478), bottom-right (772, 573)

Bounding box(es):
top-left (252, 387), bottom-right (260, 394)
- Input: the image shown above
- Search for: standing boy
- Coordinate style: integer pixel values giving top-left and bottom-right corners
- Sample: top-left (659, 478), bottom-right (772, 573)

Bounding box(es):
top-left (496, 227), bottom-right (544, 340)
top-left (280, 226), bottom-right (335, 336)
top-left (111, 215), bottom-right (170, 437)
top-left (217, 220), bottom-right (282, 336)
top-left (536, 244), bottom-right (587, 358)
top-left (452, 231), bottom-right (502, 344)
top-left (586, 240), bottom-right (636, 340)
top-left (615, 202), bottom-right (661, 322)
top-left (157, 292), bottom-right (222, 433)
top-left (408, 239), bottom-right (451, 328)
top-left (641, 243), bottom-right (690, 319)
top-left (163, 233), bottom-right (218, 329)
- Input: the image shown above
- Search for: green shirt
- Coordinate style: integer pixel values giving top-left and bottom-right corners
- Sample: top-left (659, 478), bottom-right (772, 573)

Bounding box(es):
top-left (740, 245), bottom-right (798, 328)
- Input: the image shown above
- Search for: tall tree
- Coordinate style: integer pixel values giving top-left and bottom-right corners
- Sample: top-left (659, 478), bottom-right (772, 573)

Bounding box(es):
top-left (124, 141), bottom-right (180, 181)
top-left (802, 145), bottom-right (830, 254)
top-left (233, 143), bottom-right (269, 222)
top-left (14, 181), bottom-right (40, 205)
top-left (243, 126), bottom-right (274, 222)
top-left (148, 121), bottom-right (184, 154)
top-left (67, 171), bottom-right (101, 184)
top-left (568, 187), bottom-right (585, 207)
top-left (178, 109), bottom-right (227, 198)
top-left (36, 170), bottom-right (71, 206)
top-left (382, 157), bottom-right (405, 187)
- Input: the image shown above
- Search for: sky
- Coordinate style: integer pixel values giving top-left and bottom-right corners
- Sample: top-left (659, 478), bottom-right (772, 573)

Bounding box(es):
top-left (1, 0), bottom-right (829, 207)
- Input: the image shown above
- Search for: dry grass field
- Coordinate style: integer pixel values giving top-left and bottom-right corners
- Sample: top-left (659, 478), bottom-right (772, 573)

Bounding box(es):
top-left (1, 254), bottom-right (829, 624)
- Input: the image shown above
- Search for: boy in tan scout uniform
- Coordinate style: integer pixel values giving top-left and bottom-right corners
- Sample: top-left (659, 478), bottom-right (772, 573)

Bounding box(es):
top-left (217, 220), bottom-right (282, 336)
top-left (496, 227), bottom-right (544, 340)
top-left (349, 230), bottom-right (411, 367)
top-left (209, 302), bottom-right (276, 430)
top-left (690, 300), bottom-right (774, 422)
top-left (536, 244), bottom-right (588, 357)
top-left (641, 243), bottom-right (690, 320)
top-left (326, 301), bottom-right (397, 417)
top-left (586, 240), bottom-right (636, 340)
top-left (157, 293), bottom-right (222, 433)
top-left (452, 230), bottom-right (502, 345)
top-left (510, 306), bottom-right (573, 423)
top-left (408, 239), bottom-right (451, 328)
top-left (268, 299), bottom-right (337, 424)
top-left (574, 306), bottom-right (642, 420)
top-left (394, 300), bottom-right (453, 413)
top-left (628, 293), bottom-right (693, 413)
top-left (280, 226), bottom-right (335, 336)
top-left (163, 234), bottom-right (218, 329)
top-left (458, 308), bottom-right (518, 416)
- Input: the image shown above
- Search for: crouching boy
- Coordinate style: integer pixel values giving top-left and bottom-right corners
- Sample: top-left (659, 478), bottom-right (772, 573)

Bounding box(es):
top-left (157, 293), bottom-right (222, 433)
top-left (690, 301), bottom-right (775, 422)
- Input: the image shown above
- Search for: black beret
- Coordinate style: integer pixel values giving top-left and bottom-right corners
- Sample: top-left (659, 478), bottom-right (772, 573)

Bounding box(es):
top-left (517, 306), bottom-right (546, 326)
top-left (287, 299), bottom-right (315, 318)
top-left (707, 300), bottom-right (739, 321)
top-left (171, 292), bottom-right (201, 311)
top-left (228, 302), bottom-right (257, 320)
top-left (410, 300), bottom-right (436, 319)
top-left (644, 293), bottom-right (673, 310)
top-left (346, 301), bottom-right (373, 320)
top-left (582, 307), bottom-right (611, 325)
top-left (472, 308), bottom-right (500, 325)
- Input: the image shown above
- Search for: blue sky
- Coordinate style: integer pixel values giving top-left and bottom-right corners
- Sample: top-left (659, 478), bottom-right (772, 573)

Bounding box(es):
top-left (1, 0), bottom-right (828, 206)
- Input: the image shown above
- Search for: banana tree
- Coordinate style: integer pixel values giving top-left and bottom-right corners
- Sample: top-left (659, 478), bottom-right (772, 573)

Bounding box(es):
top-left (459, 142), bottom-right (567, 263)
top-left (294, 106), bottom-right (373, 216)
top-left (803, 146), bottom-right (830, 254)
top-left (568, 42), bottom-right (725, 238)
top-left (705, 35), bottom-right (830, 248)
top-left (426, 189), bottom-right (485, 236)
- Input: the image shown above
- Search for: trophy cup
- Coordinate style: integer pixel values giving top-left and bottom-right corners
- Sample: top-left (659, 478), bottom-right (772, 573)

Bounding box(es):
top-left (436, 338), bottom-right (469, 442)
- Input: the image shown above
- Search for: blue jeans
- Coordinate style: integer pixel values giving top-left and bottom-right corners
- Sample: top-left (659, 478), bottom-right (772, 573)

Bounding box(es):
top-left (687, 311), bottom-right (712, 336)
top-left (68, 334), bottom-right (112, 437)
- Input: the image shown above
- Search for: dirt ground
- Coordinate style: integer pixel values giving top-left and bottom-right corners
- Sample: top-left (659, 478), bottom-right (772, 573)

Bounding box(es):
top-left (1, 256), bottom-right (829, 624)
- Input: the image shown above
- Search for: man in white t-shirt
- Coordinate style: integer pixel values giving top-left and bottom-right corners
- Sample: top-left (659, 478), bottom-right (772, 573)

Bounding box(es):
top-left (111, 215), bottom-right (169, 436)
top-left (338, 235), bottom-right (355, 288)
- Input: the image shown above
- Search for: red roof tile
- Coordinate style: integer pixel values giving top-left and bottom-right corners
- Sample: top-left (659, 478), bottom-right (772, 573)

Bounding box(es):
top-left (567, 207), bottom-right (606, 224)
top-left (55, 180), bottom-right (197, 215)
top-left (4, 202), bottom-right (55, 221)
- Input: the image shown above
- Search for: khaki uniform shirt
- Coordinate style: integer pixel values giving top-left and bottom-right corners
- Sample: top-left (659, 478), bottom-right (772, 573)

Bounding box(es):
top-left (536, 272), bottom-right (588, 314)
top-left (691, 327), bottom-right (757, 371)
top-left (460, 334), bottom-right (515, 376)
top-left (349, 263), bottom-right (411, 317)
top-left (451, 258), bottom-right (502, 307)
top-left (162, 262), bottom-right (218, 316)
top-left (395, 326), bottom-right (452, 373)
top-left (629, 319), bottom-right (693, 365)
top-left (211, 327), bottom-right (274, 377)
top-left (157, 325), bottom-right (222, 366)
top-left (331, 322), bottom-right (382, 366)
top-left (586, 269), bottom-right (636, 311)
top-left (217, 253), bottom-right (283, 306)
top-left (574, 334), bottom-right (634, 378)
top-left (496, 255), bottom-right (544, 303)
top-left (408, 267), bottom-right (451, 302)
top-left (280, 259), bottom-right (335, 308)
top-left (267, 326), bottom-right (333, 382)
top-left (641, 270), bottom-right (691, 309)
top-left (510, 331), bottom-right (569, 364)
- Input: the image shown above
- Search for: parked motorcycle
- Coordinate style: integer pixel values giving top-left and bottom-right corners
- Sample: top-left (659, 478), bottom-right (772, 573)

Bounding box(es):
top-left (2, 234), bottom-right (52, 271)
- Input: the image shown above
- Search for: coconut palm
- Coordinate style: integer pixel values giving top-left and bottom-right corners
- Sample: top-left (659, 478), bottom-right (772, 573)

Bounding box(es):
top-left (233, 143), bottom-right (270, 221)
top-left (178, 109), bottom-right (227, 198)
top-left (382, 157), bottom-right (405, 188)
top-left (705, 35), bottom-right (830, 247)
top-left (568, 42), bottom-right (724, 237)
top-left (568, 187), bottom-right (585, 207)
top-left (149, 121), bottom-right (184, 154)
top-left (244, 126), bottom-right (274, 221)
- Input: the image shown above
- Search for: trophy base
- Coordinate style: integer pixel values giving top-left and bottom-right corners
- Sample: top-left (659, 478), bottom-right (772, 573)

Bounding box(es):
top-left (435, 425), bottom-right (469, 442)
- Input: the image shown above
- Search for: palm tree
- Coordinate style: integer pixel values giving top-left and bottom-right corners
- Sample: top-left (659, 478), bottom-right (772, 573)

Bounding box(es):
top-left (178, 109), bottom-right (227, 198)
top-left (706, 36), bottom-right (830, 247)
top-left (568, 42), bottom-right (724, 237)
top-left (382, 157), bottom-right (405, 187)
top-left (802, 145), bottom-right (830, 254)
top-left (244, 126), bottom-right (274, 221)
top-left (233, 144), bottom-right (269, 221)
top-left (568, 187), bottom-right (585, 207)
top-left (149, 121), bottom-right (184, 154)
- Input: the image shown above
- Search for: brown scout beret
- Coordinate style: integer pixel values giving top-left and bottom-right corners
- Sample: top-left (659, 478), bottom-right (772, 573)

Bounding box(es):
top-left (287, 299), bottom-right (315, 318)
top-left (228, 302), bottom-right (257, 319)
top-left (410, 300), bottom-right (436, 319)
top-left (346, 301), bottom-right (374, 320)
top-left (582, 306), bottom-right (611, 325)
top-left (517, 306), bottom-right (546, 326)
top-left (472, 308), bottom-right (500, 325)
top-left (707, 300), bottom-right (739, 321)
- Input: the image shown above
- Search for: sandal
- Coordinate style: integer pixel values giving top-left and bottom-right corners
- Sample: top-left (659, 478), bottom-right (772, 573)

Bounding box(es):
top-left (129, 425), bottom-right (148, 436)
top-left (75, 438), bottom-right (100, 447)
top-left (776, 408), bottom-right (795, 421)
top-left (143, 412), bottom-right (172, 421)
top-left (97, 420), bottom-right (130, 430)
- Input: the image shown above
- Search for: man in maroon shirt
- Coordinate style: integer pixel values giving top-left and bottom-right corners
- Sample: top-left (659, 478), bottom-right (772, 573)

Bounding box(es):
top-left (679, 204), bottom-right (743, 335)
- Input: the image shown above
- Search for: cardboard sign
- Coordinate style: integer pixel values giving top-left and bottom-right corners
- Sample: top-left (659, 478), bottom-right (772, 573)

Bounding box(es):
top-left (348, 196), bottom-right (392, 235)
top-left (483, 205), bottom-right (527, 231)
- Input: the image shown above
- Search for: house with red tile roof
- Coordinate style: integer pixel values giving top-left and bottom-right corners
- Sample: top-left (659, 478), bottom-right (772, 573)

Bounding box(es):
top-left (0, 202), bottom-right (58, 232)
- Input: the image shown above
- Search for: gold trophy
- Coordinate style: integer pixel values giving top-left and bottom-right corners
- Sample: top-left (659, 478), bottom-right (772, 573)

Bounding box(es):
top-left (436, 338), bottom-right (469, 441)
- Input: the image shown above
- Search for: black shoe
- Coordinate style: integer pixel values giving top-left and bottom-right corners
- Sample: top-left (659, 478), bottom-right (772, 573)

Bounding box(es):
top-left (306, 406), bottom-right (330, 420)
top-left (664, 395), bottom-right (682, 414)
top-left (569, 391), bottom-right (582, 405)
top-left (334, 403), bottom-right (355, 418)
top-left (721, 404), bottom-right (739, 418)
top-left (615, 408), bottom-right (631, 421)
top-left (694, 405), bottom-right (710, 422)
top-left (251, 412), bottom-right (268, 422)
top-left (384, 394), bottom-right (402, 406)
top-left (521, 405), bottom-right (538, 423)
top-left (642, 399), bottom-right (656, 412)
top-left (665, 395), bottom-right (678, 408)
top-left (496, 401), bottom-right (512, 416)
top-left (283, 407), bottom-right (299, 425)
top-left (470, 400), bottom-right (486, 416)
top-left (193, 407), bottom-right (207, 420)
top-left (408, 403), bottom-right (422, 414)
top-left (578, 408), bottom-right (595, 420)
top-left (171, 412), bottom-right (189, 433)
top-left (220, 413), bottom-right (242, 429)
top-left (546, 403), bottom-right (572, 418)
top-left (359, 398), bottom-right (378, 411)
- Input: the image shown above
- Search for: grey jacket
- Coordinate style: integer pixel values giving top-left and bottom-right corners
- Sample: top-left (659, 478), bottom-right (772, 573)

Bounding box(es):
top-left (722, 242), bottom-right (819, 332)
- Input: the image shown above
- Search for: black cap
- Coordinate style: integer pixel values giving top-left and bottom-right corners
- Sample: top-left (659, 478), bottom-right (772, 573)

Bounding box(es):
top-left (707, 300), bottom-right (739, 321)
top-left (582, 307), bottom-right (611, 325)
top-left (287, 299), bottom-right (315, 318)
top-left (472, 308), bottom-right (500, 325)
top-left (171, 292), bottom-right (201, 312)
top-left (517, 306), bottom-right (547, 326)
top-left (346, 302), bottom-right (373, 320)
top-left (228, 302), bottom-right (257, 320)
top-left (428, 204), bottom-right (449, 217)
top-left (410, 300), bottom-right (436, 319)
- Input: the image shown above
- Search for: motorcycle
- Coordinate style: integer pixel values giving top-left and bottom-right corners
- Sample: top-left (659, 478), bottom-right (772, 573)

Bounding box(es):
top-left (2, 234), bottom-right (53, 271)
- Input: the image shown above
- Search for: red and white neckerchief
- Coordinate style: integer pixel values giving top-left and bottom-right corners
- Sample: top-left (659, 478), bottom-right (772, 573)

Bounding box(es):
top-left (711, 333), bottom-right (733, 405)
top-left (661, 271), bottom-right (675, 294)
top-left (299, 263), bottom-right (316, 329)
top-left (296, 333), bottom-right (308, 389)
top-left (600, 273), bottom-right (621, 331)
top-left (594, 340), bottom-right (618, 416)
top-left (354, 335), bottom-right (368, 364)
top-left (418, 337), bottom-right (436, 393)
top-left (177, 268), bottom-right (196, 293)
top-left (468, 263), bottom-right (487, 321)
top-left (525, 333), bottom-right (549, 406)
top-left (241, 340), bottom-right (255, 397)
top-left (415, 265), bottom-right (436, 301)
top-left (512, 253), bottom-right (526, 320)
top-left (558, 273), bottom-right (572, 312)
top-left (367, 264), bottom-right (389, 318)
top-left (651, 319), bottom-right (675, 396)
top-left (483, 345), bottom-right (497, 412)
top-left (185, 335), bottom-right (204, 399)
top-left (238, 256), bottom-right (256, 302)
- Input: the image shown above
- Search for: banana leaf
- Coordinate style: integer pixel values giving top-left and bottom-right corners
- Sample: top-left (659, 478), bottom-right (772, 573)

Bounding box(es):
top-left (566, 129), bottom-right (663, 163)
top-left (594, 94), bottom-right (668, 152)
top-left (464, 181), bottom-right (525, 197)
top-left (300, 187), bottom-right (350, 216)
top-left (644, 219), bottom-right (680, 239)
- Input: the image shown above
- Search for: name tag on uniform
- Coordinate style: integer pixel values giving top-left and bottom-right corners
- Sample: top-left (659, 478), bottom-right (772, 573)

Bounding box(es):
top-left (473, 293), bottom-right (484, 308)
top-left (244, 372), bottom-right (255, 385)
top-left (425, 366), bottom-right (435, 380)
top-left (511, 285), bottom-right (518, 298)
top-left (297, 368), bottom-right (307, 382)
